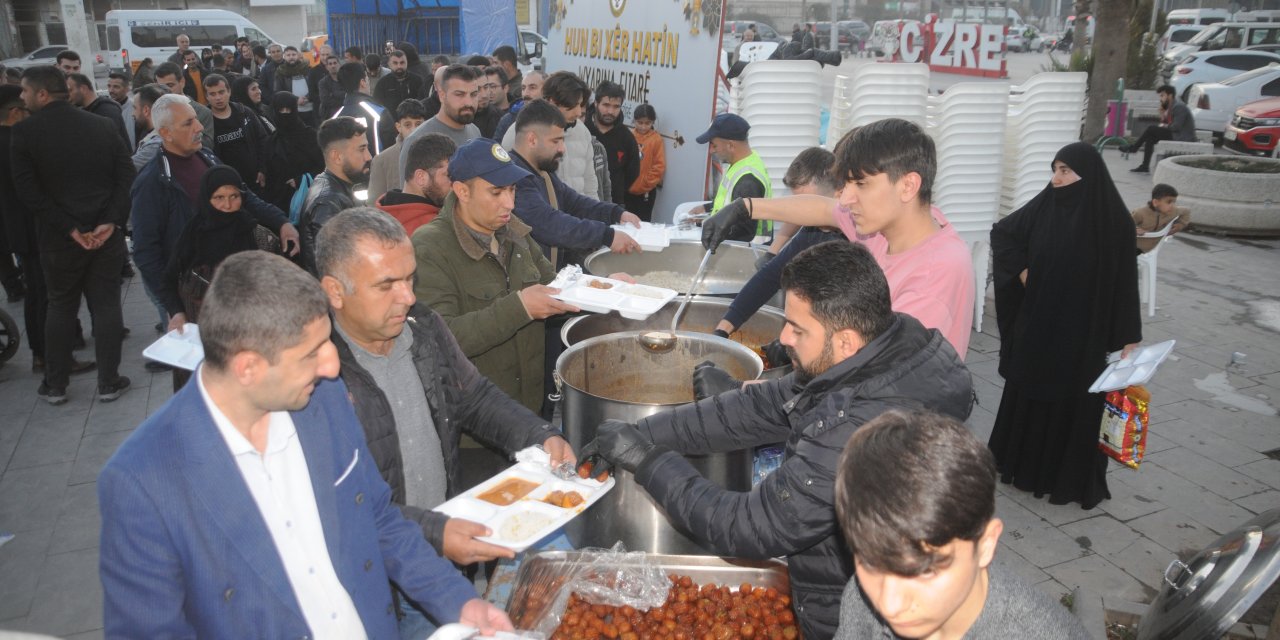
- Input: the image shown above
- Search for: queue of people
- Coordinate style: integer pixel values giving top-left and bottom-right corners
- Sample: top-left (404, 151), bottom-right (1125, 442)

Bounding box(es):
top-left (0, 37), bottom-right (1172, 640)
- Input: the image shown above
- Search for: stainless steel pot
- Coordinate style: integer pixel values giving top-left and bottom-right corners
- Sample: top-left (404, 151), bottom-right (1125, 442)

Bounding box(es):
top-left (584, 240), bottom-right (773, 298)
top-left (555, 331), bottom-right (763, 554)
top-left (561, 297), bottom-right (791, 379)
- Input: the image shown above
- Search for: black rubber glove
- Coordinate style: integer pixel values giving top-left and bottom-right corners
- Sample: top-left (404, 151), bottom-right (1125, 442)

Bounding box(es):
top-left (762, 339), bottom-right (792, 368)
top-left (577, 420), bottom-right (664, 477)
top-left (754, 251), bottom-right (775, 271)
top-left (692, 360), bottom-right (741, 401)
top-left (700, 198), bottom-right (754, 253)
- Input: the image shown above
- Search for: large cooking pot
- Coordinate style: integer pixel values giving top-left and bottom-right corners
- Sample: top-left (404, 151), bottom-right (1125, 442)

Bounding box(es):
top-left (555, 331), bottom-right (763, 554)
top-left (584, 240), bottom-right (773, 299)
top-left (561, 297), bottom-right (791, 379)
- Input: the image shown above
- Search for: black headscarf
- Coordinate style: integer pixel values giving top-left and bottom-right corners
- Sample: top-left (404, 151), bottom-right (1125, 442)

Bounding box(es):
top-left (230, 75), bottom-right (259, 110)
top-left (190, 166), bottom-right (260, 252)
top-left (266, 92), bottom-right (325, 205)
top-left (990, 142), bottom-right (1141, 400)
top-left (271, 91), bottom-right (305, 132)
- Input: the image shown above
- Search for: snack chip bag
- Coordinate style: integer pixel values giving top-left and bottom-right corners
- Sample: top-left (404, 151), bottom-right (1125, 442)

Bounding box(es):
top-left (1099, 384), bottom-right (1151, 469)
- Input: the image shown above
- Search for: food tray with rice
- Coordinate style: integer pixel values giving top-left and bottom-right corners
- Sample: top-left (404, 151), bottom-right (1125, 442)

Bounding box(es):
top-left (432, 448), bottom-right (614, 552)
top-left (549, 267), bottom-right (678, 321)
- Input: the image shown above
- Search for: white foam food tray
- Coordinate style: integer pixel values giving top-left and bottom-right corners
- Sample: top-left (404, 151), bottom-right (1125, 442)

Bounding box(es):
top-left (141, 323), bottom-right (205, 371)
top-left (552, 274), bottom-right (677, 321)
top-left (1089, 340), bottom-right (1176, 393)
top-left (431, 447), bottom-right (614, 552)
top-left (611, 222), bottom-right (670, 251)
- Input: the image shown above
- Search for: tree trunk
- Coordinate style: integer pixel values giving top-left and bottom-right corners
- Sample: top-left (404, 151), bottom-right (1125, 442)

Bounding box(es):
top-left (1082, 0), bottom-right (1133, 141)
top-left (1072, 0), bottom-right (1091, 56)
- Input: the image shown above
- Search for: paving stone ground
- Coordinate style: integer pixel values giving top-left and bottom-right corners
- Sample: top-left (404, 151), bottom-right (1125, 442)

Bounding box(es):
top-left (1, 148), bottom-right (1277, 638)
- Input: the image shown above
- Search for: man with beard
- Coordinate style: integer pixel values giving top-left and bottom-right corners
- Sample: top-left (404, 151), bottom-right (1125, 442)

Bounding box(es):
top-left (493, 70), bottom-right (543, 143)
top-left (299, 116), bottom-right (371, 273)
top-left (576, 240), bottom-right (974, 640)
top-left (180, 50), bottom-right (207, 105)
top-left (367, 98), bottom-right (427, 203)
top-left (373, 49), bottom-right (425, 151)
top-left (686, 113), bottom-right (771, 241)
top-left (501, 71), bottom-right (596, 200)
top-left (1120, 84), bottom-right (1196, 173)
top-left (375, 131), bottom-right (453, 235)
top-left (508, 99), bottom-right (640, 257)
top-left (585, 81), bottom-right (639, 208)
top-left (273, 46), bottom-right (315, 125)
top-left (106, 72), bottom-right (136, 151)
top-left (398, 64), bottom-right (480, 187)
top-left (66, 73), bottom-right (131, 148)
top-left (317, 55), bottom-right (345, 119)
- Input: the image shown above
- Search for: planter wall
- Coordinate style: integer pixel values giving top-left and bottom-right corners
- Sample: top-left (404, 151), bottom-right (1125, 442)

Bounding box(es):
top-left (1151, 155), bottom-right (1280, 237)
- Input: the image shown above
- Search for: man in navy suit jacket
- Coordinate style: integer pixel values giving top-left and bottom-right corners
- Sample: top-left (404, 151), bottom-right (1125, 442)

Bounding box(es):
top-left (97, 251), bottom-right (512, 639)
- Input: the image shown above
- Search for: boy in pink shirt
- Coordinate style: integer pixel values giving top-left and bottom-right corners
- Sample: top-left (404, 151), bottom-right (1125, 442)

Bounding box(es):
top-left (702, 118), bottom-right (974, 358)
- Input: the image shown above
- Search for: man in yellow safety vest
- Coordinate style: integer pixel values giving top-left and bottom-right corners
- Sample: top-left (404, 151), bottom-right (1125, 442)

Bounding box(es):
top-left (689, 113), bottom-right (772, 241)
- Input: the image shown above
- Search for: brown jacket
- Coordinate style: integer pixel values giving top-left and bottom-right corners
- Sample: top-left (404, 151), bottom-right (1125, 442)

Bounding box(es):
top-left (1132, 204), bottom-right (1190, 253)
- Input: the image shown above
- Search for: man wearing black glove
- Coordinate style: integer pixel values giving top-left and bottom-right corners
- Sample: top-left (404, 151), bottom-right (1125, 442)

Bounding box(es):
top-left (576, 241), bottom-right (973, 640)
top-left (691, 359), bottom-right (741, 400)
top-left (688, 113), bottom-right (771, 247)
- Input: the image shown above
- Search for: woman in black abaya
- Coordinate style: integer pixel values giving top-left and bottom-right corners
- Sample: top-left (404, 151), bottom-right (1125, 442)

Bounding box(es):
top-left (264, 91), bottom-right (325, 212)
top-left (988, 142), bottom-right (1142, 509)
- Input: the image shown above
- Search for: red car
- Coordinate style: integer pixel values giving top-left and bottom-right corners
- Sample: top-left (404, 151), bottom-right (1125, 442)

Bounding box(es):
top-left (1224, 96), bottom-right (1280, 156)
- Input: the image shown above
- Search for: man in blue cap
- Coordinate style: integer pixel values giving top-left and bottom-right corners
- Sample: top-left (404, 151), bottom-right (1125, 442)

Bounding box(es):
top-left (410, 137), bottom-right (579, 413)
top-left (689, 113), bottom-right (772, 242)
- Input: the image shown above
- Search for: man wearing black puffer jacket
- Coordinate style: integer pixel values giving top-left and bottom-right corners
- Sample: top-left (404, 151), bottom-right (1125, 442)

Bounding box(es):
top-left (579, 240), bottom-right (974, 640)
top-left (315, 207), bottom-right (575, 637)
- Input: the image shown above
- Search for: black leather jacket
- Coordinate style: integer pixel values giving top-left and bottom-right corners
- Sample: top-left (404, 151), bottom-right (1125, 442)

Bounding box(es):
top-left (299, 169), bottom-right (355, 273)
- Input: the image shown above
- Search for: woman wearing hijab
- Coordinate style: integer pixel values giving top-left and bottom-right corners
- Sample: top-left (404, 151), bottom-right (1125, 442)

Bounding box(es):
top-left (230, 75), bottom-right (275, 134)
top-left (988, 142), bottom-right (1142, 510)
top-left (264, 91), bottom-right (325, 211)
top-left (158, 165), bottom-right (271, 389)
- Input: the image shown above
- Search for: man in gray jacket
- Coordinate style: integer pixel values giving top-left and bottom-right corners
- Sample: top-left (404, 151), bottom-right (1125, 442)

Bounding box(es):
top-left (1122, 84), bottom-right (1197, 173)
top-left (578, 240), bottom-right (974, 640)
top-left (315, 207), bottom-right (575, 637)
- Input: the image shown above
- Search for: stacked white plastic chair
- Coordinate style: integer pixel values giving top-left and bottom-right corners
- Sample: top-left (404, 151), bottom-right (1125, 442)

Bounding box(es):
top-left (827, 75), bottom-right (854, 149)
top-left (1000, 72), bottom-right (1088, 216)
top-left (927, 82), bottom-right (1011, 331)
top-left (737, 60), bottom-right (823, 196)
top-left (847, 63), bottom-right (930, 129)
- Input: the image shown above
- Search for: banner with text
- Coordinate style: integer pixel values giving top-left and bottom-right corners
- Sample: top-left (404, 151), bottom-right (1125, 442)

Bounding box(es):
top-left (545, 0), bottom-right (724, 223)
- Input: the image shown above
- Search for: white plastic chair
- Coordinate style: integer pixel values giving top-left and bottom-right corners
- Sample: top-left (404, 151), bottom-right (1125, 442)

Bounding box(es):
top-left (737, 42), bottom-right (779, 63)
top-left (1137, 219), bottom-right (1178, 317)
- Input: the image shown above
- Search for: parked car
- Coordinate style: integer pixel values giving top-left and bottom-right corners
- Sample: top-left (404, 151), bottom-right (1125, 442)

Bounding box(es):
top-left (1162, 22), bottom-right (1280, 76)
top-left (839, 20), bottom-right (872, 44)
top-left (1006, 26), bottom-right (1045, 52)
top-left (1247, 43), bottom-right (1280, 53)
top-left (722, 20), bottom-right (786, 54)
top-left (0, 44), bottom-right (108, 75)
top-left (520, 28), bottom-right (546, 70)
top-left (815, 21), bottom-right (861, 53)
top-left (1223, 96), bottom-right (1280, 155)
top-left (1169, 49), bottom-right (1280, 99)
top-left (1187, 63), bottom-right (1280, 134)
top-left (1159, 25), bottom-right (1207, 55)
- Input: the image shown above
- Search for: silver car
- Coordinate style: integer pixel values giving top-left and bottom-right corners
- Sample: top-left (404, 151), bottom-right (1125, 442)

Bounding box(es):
top-left (0, 44), bottom-right (109, 76)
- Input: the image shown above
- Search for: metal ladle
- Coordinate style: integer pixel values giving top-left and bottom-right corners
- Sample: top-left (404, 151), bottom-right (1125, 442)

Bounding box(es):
top-left (638, 247), bottom-right (715, 353)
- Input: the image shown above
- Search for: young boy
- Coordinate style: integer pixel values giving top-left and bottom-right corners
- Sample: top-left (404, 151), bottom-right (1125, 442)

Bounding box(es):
top-left (701, 118), bottom-right (974, 358)
top-left (833, 410), bottom-right (1091, 640)
top-left (1132, 183), bottom-right (1191, 254)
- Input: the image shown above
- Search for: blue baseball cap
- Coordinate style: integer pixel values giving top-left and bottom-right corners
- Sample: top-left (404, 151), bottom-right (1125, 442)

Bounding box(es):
top-left (696, 113), bottom-right (751, 144)
top-left (447, 138), bottom-right (531, 187)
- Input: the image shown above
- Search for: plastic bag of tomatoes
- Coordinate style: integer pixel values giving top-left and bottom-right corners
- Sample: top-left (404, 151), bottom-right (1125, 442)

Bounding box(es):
top-left (519, 544), bottom-right (673, 636)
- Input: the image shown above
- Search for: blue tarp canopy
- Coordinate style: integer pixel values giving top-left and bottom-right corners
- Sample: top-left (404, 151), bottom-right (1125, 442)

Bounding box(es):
top-left (458, 0), bottom-right (516, 56)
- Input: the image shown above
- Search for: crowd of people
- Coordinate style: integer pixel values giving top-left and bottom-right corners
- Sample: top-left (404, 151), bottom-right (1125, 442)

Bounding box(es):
top-left (0, 30), bottom-right (1183, 640)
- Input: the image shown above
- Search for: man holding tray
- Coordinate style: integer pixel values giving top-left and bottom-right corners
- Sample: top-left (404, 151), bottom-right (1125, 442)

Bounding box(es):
top-left (98, 251), bottom-right (512, 639)
top-left (316, 206), bottom-right (577, 636)
top-left (577, 241), bottom-right (974, 640)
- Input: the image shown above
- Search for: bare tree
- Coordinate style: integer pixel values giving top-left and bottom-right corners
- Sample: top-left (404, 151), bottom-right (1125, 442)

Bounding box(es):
top-left (1082, 0), bottom-right (1134, 141)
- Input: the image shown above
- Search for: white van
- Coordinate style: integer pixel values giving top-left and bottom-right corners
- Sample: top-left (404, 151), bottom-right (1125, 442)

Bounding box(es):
top-left (1166, 9), bottom-right (1232, 26)
top-left (102, 10), bottom-right (278, 73)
